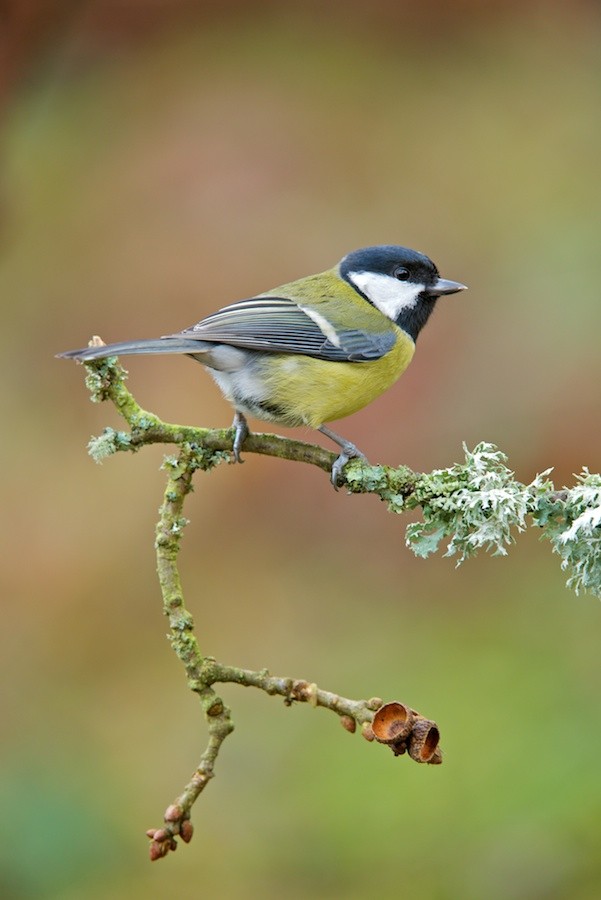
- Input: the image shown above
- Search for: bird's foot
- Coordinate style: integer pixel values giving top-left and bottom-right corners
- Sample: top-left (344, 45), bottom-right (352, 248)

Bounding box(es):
top-left (231, 411), bottom-right (250, 463)
top-left (330, 445), bottom-right (368, 488)
top-left (318, 425), bottom-right (368, 489)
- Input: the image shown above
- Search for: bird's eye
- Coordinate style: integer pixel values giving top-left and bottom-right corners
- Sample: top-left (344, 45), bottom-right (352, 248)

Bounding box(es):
top-left (393, 266), bottom-right (410, 281)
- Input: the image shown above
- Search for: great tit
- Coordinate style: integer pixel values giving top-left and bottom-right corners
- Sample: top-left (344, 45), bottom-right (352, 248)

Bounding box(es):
top-left (59, 245), bottom-right (466, 484)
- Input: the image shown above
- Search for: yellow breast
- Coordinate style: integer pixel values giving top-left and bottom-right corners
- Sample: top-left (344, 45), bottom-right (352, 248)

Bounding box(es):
top-left (260, 326), bottom-right (415, 428)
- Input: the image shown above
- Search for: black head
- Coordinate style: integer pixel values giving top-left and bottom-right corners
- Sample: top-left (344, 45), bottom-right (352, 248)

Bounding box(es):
top-left (339, 244), bottom-right (466, 341)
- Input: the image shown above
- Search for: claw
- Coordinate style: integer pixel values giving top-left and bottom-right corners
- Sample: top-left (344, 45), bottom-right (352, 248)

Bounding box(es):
top-left (330, 448), bottom-right (367, 488)
top-left (318, 425), bottom-right (367, 489)
top-left (330, 452), bottom-right (351, 488)
top-left (232, 411), bottom-right (249, 463)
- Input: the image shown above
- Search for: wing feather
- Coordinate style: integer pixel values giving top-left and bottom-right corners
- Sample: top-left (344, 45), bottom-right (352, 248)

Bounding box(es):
top-left (168, 297), bottom-right (395, 362)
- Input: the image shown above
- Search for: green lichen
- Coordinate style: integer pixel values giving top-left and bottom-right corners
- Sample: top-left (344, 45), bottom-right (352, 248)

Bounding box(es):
top-left (344, 461), bottom-right (415, 513)
top-left (161, 443), bottom-right (229, 478)
top-left (84, 356), bottom-right (123, 402)
top-left (88, 427), bottom-right (133, 462)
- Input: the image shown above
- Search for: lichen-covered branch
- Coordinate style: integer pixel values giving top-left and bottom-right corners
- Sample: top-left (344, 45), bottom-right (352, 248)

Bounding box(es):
top-left (84, 353), bottom-right (601, 599)
top-left (144, 438), bottom-right (441, 860)
top-left (84, 353), bottom-right (352, 478)
top-left (67, 349), bottom-right (600, 860)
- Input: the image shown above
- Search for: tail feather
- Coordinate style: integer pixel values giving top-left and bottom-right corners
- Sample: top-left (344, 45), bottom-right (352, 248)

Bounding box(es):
top-left (57, 337), bottom-right (207, 361)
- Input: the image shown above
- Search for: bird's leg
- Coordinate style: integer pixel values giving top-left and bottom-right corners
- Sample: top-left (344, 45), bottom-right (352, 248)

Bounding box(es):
top-left (317, 424), bottom-right (367, 488)
top-left (231, 411), bottom-right (250, 463)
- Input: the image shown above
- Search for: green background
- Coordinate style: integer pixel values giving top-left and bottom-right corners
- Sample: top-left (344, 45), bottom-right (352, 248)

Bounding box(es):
top-left (2, 2), bottom-right (601, 897)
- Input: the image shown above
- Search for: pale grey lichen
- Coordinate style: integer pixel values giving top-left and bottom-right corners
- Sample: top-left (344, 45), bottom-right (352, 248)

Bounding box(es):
top-left (534, 470), bottom-right (601, 597)
top-left (84, 356), bottom-right (123, 403)
top-left (406, 443), bottom-right (538, 561)
top-left (88, 427), bottom-right (132, 463)
top-left (405, 443), bottom-right (600, 598)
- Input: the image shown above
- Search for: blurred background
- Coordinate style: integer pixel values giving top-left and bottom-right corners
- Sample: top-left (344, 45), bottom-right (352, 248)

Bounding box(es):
top-left (2, 1), bottom-right (601, 897)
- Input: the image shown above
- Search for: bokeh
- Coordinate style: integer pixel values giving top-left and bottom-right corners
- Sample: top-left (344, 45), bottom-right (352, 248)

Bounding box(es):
top-left (2, 2), bottom-right (601, 898)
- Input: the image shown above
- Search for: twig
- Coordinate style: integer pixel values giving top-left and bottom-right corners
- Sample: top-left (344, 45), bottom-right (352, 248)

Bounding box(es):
top-left (146, 440), bottom-right (441, 860)
top-left (75, 353), bottom-right (442, 861)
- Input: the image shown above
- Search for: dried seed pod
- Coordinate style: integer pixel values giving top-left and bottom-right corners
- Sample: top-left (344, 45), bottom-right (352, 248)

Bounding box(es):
top-left (428, 746), bottom-right (443, 765)
top-left (408, 718), bottom-right (440, 763)
top-left (390, 740), bottom-right (407, 757)
top-left (371, 702), bottom-right (415, 744)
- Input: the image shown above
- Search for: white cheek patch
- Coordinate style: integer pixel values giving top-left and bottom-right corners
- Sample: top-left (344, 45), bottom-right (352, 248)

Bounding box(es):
top-left (349, 272), bottom-right (424, 321)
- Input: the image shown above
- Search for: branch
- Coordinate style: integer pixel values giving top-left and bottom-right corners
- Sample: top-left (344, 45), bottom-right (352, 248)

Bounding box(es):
top-left (67, 349), bottom-right (600, 859)
top-left (145, 440), bottom-right (440, 860)
top-left (83, 352), bottom-right (418, 490)
top-left (85, 353), bottom-right (601, 600)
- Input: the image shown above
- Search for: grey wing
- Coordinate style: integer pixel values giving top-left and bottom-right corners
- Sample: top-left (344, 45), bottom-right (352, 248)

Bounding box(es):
top-left (168, 297), bottom-right (395, 362)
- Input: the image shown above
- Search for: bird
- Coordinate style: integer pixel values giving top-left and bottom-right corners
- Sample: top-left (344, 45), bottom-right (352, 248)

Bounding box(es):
top-left (59, 244), bottom-right (466, 484)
